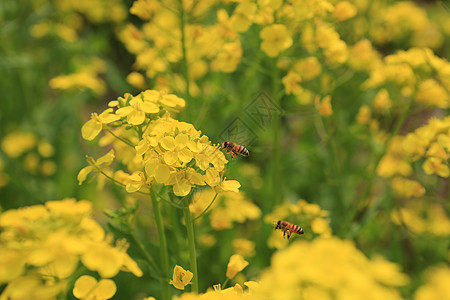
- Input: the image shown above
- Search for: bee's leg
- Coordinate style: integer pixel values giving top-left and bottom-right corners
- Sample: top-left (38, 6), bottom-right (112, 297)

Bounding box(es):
top-left (231, 152), bottom-right (237, 160)
top-left (282, 230), bottom-right (286, 239)
top-left (287, 231), bottom-right (291, 240)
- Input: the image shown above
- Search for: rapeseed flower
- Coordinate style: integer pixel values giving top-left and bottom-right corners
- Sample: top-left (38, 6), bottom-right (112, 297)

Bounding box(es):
top-left (254, 237), bottom-right (408, 300)
top-left (169, 265), bottom-right (194, 290)
top-left (0, 199), bottom-right (142, 299)
top-left (226, 255), bottom-right (249, 279)
top-left (73, 275), bottom-right (117, 300)
top-left (414, 265), bottom-right (450, 300)
top-left (333, 1), bottom-right (357, 21)
top-left (260, 24), bottom-right (293, 57)
top-left (391, 202), bottom-right (450, 236)
top-left (81, 90), bottom-right (240, 198)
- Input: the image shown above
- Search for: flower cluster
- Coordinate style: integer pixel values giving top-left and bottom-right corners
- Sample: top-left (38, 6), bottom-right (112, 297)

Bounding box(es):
top-left (363, 48), bottom-right (450, 109)
top-left (264, 199), bottom-right (332, 249)
top-left (49, 57), bottom-right (107, 95)
top-left (1, 131), bottom-right (56, 177)
top-left (79, 89), bottom-right (240, 197)
top-left (172, 237), bottom-right (409, 300)
top-left (403, 116), bottom-right (450, 178)
top-left (190, 188), bottom-right (260, 230)
top-left (391, 201), bottom-right (450, 236)
top-left (254, 237), bottom-right (409, 300)
top-left (0, 199), bottom-right (142, 299)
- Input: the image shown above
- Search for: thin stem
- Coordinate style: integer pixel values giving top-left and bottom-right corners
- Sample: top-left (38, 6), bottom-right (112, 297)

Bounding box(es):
top-left (105, 128), bottom-right (135, 148)
top-left (271, 58), bottom-right (282, 210)
top-left (130, 231), bottom-right (162, 276)
top-left (182, 195), bottom-right (198, 293)
top-left (150, 191), bottom-right (171, 300)
top-left (193, 192), bottom-right (218, 222)
top-left (344, 96), bottom-right (415, 235)
top-left (179, 0), bottom-right (191, 104)
top-left (221, 278), bottom-right (229, 289)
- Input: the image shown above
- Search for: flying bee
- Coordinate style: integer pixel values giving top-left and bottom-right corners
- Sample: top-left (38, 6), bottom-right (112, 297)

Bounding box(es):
top-left (274, 220), bottom-right (304, 240)
top-left (221, 142), bottom-right (249, 159)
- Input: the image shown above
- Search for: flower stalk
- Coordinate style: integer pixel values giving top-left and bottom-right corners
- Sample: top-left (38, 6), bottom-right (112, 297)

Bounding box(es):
top-left (150, 191), bottom-right (171, 300)
top-left (182, 195), bottom-right (198, 293)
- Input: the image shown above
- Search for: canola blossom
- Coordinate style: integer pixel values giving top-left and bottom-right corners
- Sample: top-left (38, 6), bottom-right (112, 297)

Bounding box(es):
top-left (3, 0), bottom-right (450, 299)
top-left (0, 199), bottom-right (142, 299)
top-left (79, 90), bottom-right (240, 197)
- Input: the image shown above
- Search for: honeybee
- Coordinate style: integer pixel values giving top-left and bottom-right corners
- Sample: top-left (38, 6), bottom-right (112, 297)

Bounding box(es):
top-left (221, 142), bottom-right (249, 159)
top-left (274, 220), bottom-right (304, 240)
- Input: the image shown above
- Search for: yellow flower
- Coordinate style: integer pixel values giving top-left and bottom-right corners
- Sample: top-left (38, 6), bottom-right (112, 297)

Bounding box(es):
top-left (233, 239), bottom-right (256, 258)
top-left (254, 238), bottom-right (407, 300)
top-left (373, 89), bottom-right (392, 113)
top-left (293, 57), bottom-right (322, 81)
top-left (82, 108), bottom-right (120, 141)
top-left (333, 1), bottom-right (357, 21)
top-left (127, 71), bottom-right (146, 89)
top-left (116, 94), bottom-right (159, 125)
top-left (73, 275), bottom-right (117, 300)
top-left (390, 177), bottom-right (426, 198)
top-left (169, 265), bottom-right (193, 290)
top-left (415, 266), bottom-right (450, 300)
top-left (282, 71), bottom-right (302, 95)
top-left (77, 150), bottom-right (115, 185)
top-left (260, 24), bottom-right (293, 57)
top-left (229, 2), bottom-right (257, 32)
top-left (0, 200), bottom-right (142, 298)
top-left (315, 95), bottom-right (333, 116)
top-left (356, 105), bottom-right (371, 124)
top-left (1, 132), bottom-right (37, 158)
top-left (125, 171), bottom-right (146, 193)
top-left (226, 255), bottom-right (249, 279)
top-left (423, 157), bottom-right (449, 177)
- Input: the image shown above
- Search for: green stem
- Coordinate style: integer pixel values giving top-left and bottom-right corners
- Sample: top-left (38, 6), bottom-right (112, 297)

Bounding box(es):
top-left (221, 278), bottom-right (230, 289)
top-left (105, 128), bottom-right (135, 148)
top-left (344, 96), bottom-right (415, 236)
top-left (271, 58), bottom-right (282, 211)
top-left (130, 232), bottom-right (162, 276)
top-left (193, 192), bottom-right (218, 222)
top-left (182, 195), bottom-right (198, 293)
top-left (179, 0), bottom-right (191, 104)
top-left (150, 191), bottom-right (171, 300)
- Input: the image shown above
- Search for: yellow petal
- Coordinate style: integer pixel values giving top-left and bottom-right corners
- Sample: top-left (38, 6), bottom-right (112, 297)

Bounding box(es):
top-left (169, 265), bottom-right (193, 290)
top-left (77, 166), bottom-right (93, 185)
top-left (115, 106), bottom-right (133, 117)
top-left (160, 136), bottom-right (176, 150)
top-left (154, 164), bottom-right (171, 183)
top-left (205, 168), bottom-right (220, 187)
top-left (175, 134), bottom-right (189, 147)
top-left (141, 101), bottom-right (159, 113)
top-left (226, 254), bottom-right (248, 279)
top-left (178, 148), bottom-right (193, 163)
top-left (127, 110), bottom-right (145, 125)
top-left (81, 118), bottom-right (102, 141)
top-left (94, 279), bottom-right (117, 299)
top-left (173, 179), bottom-right (191, 196)
top-left (219, 180), bottom-right (241, 192)
top-left (73, 275), bottom-right (97, 299)
top-left (164, 151), bottom-right (178, 165)
top-left (96, 150), bottom-right (115, 166)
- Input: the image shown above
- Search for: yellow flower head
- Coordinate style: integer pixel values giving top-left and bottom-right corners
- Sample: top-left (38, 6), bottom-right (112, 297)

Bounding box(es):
top-left (73, 275), bottom-right (117, 300)
top-left (226, 254), bottom-right (249, 279)
top-left (0, 200), bottom-right (142, 296)
top-left (169, 265), bottom-right (194, 290)
top-left (260, 24), bottom-right (293, 57)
